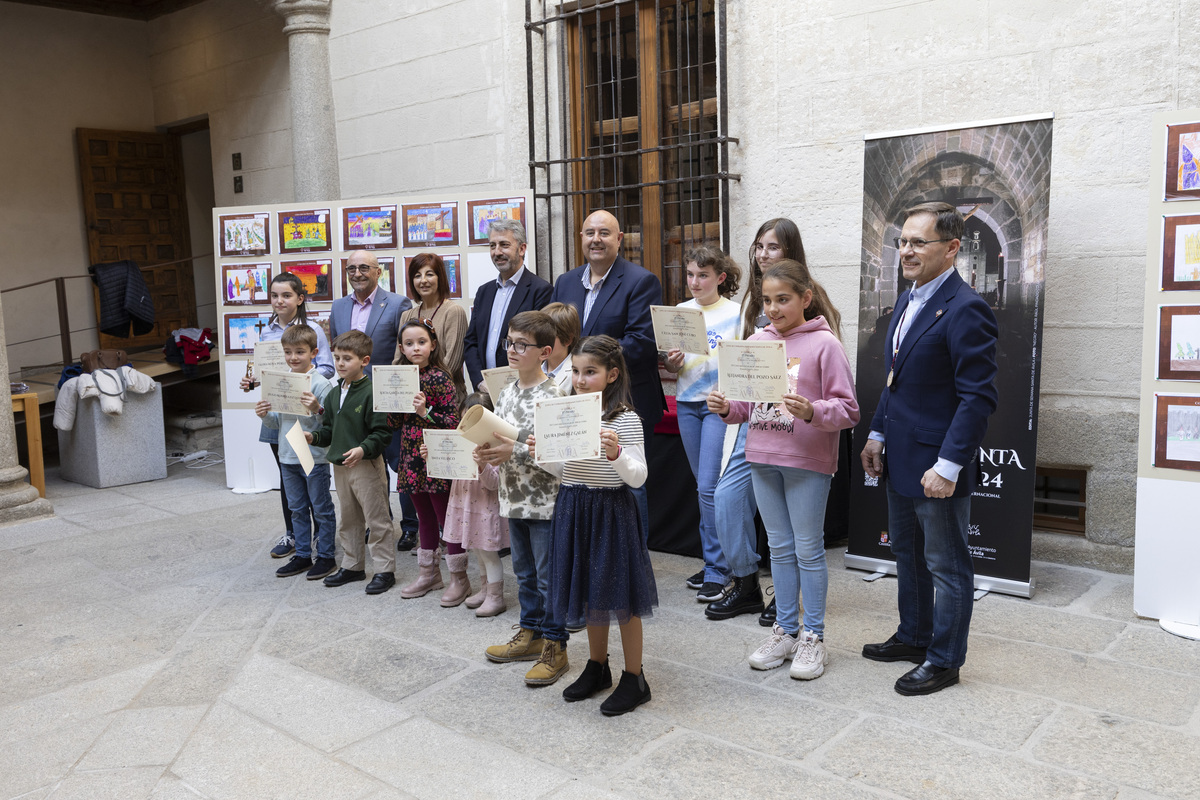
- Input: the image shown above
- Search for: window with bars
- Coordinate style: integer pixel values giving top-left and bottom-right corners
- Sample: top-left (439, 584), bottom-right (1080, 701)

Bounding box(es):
top-left (1033, 466), bottom-right (1087, 535)
top-left (526, 0), bottom-right (736, 304)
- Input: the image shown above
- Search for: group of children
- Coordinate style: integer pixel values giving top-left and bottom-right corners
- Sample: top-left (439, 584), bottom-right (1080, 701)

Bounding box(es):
top-left (247, 214), bottom-right (862, 709)
top-left (248, 269), bottom-right (657, 716)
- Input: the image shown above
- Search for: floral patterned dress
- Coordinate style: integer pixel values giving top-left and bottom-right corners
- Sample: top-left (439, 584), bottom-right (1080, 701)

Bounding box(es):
top-left (387, 365), bottom-right (461, 494)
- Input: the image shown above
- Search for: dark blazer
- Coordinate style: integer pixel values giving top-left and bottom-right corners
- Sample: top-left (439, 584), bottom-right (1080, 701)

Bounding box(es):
top-left (551, 256), bottom-right (665, 426)
top-left (463, 267), bottom-right (553, 390)
top-left (869, 269), bottom-right (998, 498)
top-left (328, 288), bottom-right (413, 376)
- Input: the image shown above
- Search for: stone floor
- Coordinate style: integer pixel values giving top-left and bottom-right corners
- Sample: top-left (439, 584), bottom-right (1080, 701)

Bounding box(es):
top-left (1, 462), bottom-right (1197, 800)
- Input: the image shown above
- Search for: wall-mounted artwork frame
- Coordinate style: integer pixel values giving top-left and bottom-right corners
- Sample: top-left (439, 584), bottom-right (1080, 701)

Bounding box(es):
top-left (404, 253), bottom-right (462, 299)
top-left (340, 256), bottom-right (394, 297)
top-left (222, 263), bottom-right (272, 305)
top-left (402, 202), bottom-right (458, 247)
top-left (219, 212), bottom-right (270, 257)
top-left (224, 312), bottom-right (272, 355)
top-left (279, 259), bottom-right (334, 302)
top-left (1154, 393), bottom-right (1200, 471)
top-left (466, 197), bottom-right (526, 245)
top-left (342, 205), bottom-right (398, 250)
top-left (1165, 122), bottom-right (1200, 201)
top-left (1162, 214), bottom-right (1200, 291)
top-left (278, 208), bottom-right (332, 253)
top-left (1158, 305), bottom-right (1200, 381)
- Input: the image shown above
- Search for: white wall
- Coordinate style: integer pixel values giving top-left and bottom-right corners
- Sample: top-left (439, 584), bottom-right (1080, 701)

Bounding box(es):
top-left (0, 2), bottom-right (155, 374)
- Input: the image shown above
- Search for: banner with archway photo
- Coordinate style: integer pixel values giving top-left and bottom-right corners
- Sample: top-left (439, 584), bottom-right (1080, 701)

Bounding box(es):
top-left (846, 114), bottom-right (1053, 598)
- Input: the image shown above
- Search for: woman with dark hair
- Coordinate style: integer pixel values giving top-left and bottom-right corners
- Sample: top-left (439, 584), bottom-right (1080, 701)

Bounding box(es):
top-left (398, 252), bottom-right (468, 399)
top-left (703, 218), bottom-right (806, 625)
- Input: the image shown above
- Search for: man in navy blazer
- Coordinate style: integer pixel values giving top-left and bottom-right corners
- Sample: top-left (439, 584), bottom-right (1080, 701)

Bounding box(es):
top-left (550, 209), bottom-right (664, 432)
top-left (860, 202), bottom-right (998, 696)
top-left (328, 250), bottom-right (412, 375)
top-left (463, 219), bottom-right (552, 393)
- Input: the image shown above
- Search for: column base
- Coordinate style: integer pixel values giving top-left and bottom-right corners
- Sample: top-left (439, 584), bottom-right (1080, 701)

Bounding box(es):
top-left (0, 465), bottom-right (53, 524)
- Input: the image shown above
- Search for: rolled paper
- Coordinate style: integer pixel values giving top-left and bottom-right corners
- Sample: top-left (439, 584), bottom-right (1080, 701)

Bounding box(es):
top-left (458, 404), bottom-right (520, 446)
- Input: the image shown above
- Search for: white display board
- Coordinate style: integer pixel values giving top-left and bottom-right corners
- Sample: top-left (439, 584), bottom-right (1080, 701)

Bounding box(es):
top-left (213, 191), bottom-right (535, 491)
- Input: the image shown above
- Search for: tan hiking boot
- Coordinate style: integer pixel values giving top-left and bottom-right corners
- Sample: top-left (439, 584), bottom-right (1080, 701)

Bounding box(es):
top-left (485, 625), bottom-right (545, 663)
top-left (524, 640), bottom-right (568, 685)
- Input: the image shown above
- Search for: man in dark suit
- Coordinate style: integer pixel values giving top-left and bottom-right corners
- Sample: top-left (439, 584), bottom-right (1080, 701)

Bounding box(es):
top-left (330, 250), bottom-right (416, 547)
top-left (860, 202), bottom-right (998, 696)
top-left (551, 209), bottom-right (664, 537)
top-left (463, 219), bottom-right (552, 394)
top-left (329, 250), bottom-right (412, 374)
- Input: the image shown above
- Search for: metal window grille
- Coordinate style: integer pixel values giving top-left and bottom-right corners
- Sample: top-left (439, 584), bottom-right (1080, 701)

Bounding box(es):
top-left (1033, 466), bottom-right (1087, 535)
top-left (525, 0), bottom-right (737, 303)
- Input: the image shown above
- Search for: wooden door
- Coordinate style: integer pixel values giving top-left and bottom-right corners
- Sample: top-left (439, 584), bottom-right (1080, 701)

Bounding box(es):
top-left (77, 128), bottom-right (197, 350)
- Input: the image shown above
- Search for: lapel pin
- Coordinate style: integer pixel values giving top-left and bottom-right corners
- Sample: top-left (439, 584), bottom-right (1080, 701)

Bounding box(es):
top-left (935, 309), bottom-right (944, 318)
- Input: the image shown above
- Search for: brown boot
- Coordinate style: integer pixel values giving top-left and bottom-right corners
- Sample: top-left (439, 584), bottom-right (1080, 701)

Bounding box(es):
top-left (475, 578), bottom-right (507, 617)
top-left (464, 572), bottom-right (488, 609)
top-left (440, 553), bottom-right (472, 607)
top-left (400, 548), bottom-right (444, 598)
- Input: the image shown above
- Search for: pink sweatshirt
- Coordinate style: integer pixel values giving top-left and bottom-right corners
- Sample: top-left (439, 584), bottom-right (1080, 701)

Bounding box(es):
top-left (723, 316), bottom-right (860, 475)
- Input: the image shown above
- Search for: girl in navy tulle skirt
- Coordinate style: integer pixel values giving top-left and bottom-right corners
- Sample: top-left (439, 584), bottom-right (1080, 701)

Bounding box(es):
top-left (532, 335), bottom-right (658, 716)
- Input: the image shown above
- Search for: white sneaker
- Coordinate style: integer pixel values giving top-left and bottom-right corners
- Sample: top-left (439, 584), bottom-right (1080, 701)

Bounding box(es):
top-left (749, 624), bottom-right (798, 670)
top-left (789, 630), bottom-right (829, 680)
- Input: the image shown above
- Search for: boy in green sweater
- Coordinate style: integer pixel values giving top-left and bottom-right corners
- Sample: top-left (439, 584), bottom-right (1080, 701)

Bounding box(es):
top-left (307, 330), bottom-right (397, 594)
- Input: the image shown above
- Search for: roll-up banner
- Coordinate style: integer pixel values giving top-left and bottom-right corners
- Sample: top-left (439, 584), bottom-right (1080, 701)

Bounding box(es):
top-left (847, 114), bottom-right (1053, 598)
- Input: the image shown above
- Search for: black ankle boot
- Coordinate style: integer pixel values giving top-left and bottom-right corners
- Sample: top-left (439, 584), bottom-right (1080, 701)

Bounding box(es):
top-left (758, 596), bottom-right (778, 627)
top-left (600, 670), bottom-right (651, 716)
top-left (562, 657), bottom-right (612, 701)
top-left (705, 573), bottom-right (765, 620)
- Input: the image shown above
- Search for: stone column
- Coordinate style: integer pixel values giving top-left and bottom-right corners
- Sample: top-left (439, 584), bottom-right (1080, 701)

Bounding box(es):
top-left (0, 299), bottom-right (53, 524)
top-left (274, 0), bottom-right (342, 201)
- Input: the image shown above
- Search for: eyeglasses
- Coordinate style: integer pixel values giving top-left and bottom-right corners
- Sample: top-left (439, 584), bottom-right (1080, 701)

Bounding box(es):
top-left (893, 237), bottom-right (954, 251)
top-left (754, 243), bottom-right (784, 255)
top-left (345, 264), bottom-right (375, 273)
top-left (503, 338), bottom-right (534, 354)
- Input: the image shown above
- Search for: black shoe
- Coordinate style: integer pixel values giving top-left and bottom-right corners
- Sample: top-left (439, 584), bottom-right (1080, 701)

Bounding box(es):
top-left (306, 557), bottom-right (337, 581)
top-left (275, 556), bottom-right (312, 578)
top-left (397, 529), bottom-right (417, 552)
top-left (270, 533), bottom-right (295, 558)
top-left (685, 570), bottom-right (705, 590)
top-left (563, 658), bottom-right (612, 702)
top-left (758, 596), bottom-right (777, 628)
top-left (696, 581), bottom-right (728, 603)
top-left (324, 568), bottom-right (367, 587)
top-left (600, 670), bottom-right (651, 716)
top-left (705, 574), bottom-right (765, 620)
top-left (862, 634), bottom-right (928, 664)
top-left (895, 662), bottom-right (959, 696)
top-left (365, 572), bottom-right (396, 595)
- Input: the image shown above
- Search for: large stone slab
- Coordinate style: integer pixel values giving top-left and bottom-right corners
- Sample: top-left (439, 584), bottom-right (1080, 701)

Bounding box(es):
top-left (0, 717), bottom-right (109, 799)
top-left (968, 595), bottom-right (1126, 652)
top-left (132, 630), bottom-right (259, 708)
top-left (78, 705), bottom-right (207, 769)
top-left (258, 610), bottom-right (364, 661)
top-left (41, 765), bottom-right (164, 799)
top-left (291, 631), bottom-right (471, 703)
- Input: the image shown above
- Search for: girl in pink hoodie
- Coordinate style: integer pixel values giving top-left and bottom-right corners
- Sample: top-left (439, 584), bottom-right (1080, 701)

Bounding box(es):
top-left (707, 259), bottom-right (859, 681)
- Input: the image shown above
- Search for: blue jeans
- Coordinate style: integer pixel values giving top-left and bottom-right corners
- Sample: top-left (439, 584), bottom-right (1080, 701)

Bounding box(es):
top-left (714, 424), bottom-right (760, 578)
top-left (751, 463), bottom-right (831, 637)
top-left (677, 400), bottom-right (730, 583)
top-left (508, 517), bottom-right (566, 643)
top-left (280, 462), bottom-right (336, 561)
top-left (886, 484), bottom-right (973, 669)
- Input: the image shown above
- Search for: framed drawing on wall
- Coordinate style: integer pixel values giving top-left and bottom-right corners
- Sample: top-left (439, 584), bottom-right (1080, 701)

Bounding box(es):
top-left (1165, 122), bottom-right (1200, 201)
top-left (224, 312), bottom-right (273, 355)
top-left (1162, 214), bottom-right (1200, 291)
top-left (466, 197), bottom-right (526, 245)
top-left (340, 256), bottom-right (394, 297)
top-left (279, 259), bottom-right (334, 302)
top-left (222, 263), bottom-right (272, 305)
top-left (404, 253), bottom-right (461, 299)
top-left (1158, 305), bottom-right (1200, 381)
top-left (1153, 394), bottom-right (1200, 472)
top-left (219, 213), bottom-right (270, 257)
top-left (342, 205), bottom-right (398, 250)
top-left (402, 202), bottom-right (458, 247)
top-left (278, 208), bottom-right (332, 253)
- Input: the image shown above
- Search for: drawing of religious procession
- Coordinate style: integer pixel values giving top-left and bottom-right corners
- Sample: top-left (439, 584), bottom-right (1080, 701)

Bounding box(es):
top-left (280, 260), bottom-right (334, 302)
top-left (467, 198), bottom-right (525, 244)
top-left (279, 209), bottom-right (332, 253)
top-left (344, 206), bottom-right (397, 249)
top-left (219, 214), bottom-right (270, 256)
top-left (403, 202), bottom-right (458, 247)
top-left (222, 264), bottom-right (271, 306)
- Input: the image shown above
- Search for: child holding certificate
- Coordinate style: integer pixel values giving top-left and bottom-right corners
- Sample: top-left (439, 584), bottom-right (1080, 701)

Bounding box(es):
top-left (387, 319), bottom-right (464, 601)
top-left (532, 335), bottom-right (659, 716)
top-left (706, 259), bottom-right (859, 681)
top-left (662, 245), bottom-right (743, 604)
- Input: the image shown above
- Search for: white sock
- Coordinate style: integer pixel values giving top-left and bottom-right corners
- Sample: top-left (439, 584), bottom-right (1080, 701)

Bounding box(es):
top-left (475, 549), bottom-right (503, 583)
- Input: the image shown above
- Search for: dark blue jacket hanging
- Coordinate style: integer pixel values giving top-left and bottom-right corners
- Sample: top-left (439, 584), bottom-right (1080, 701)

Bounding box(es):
top-left (89, 260), bottom-right (156, 338)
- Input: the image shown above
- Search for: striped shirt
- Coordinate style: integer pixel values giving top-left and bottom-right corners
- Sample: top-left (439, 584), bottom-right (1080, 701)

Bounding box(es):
top-left (542, 409), bottom-right (647, 489)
